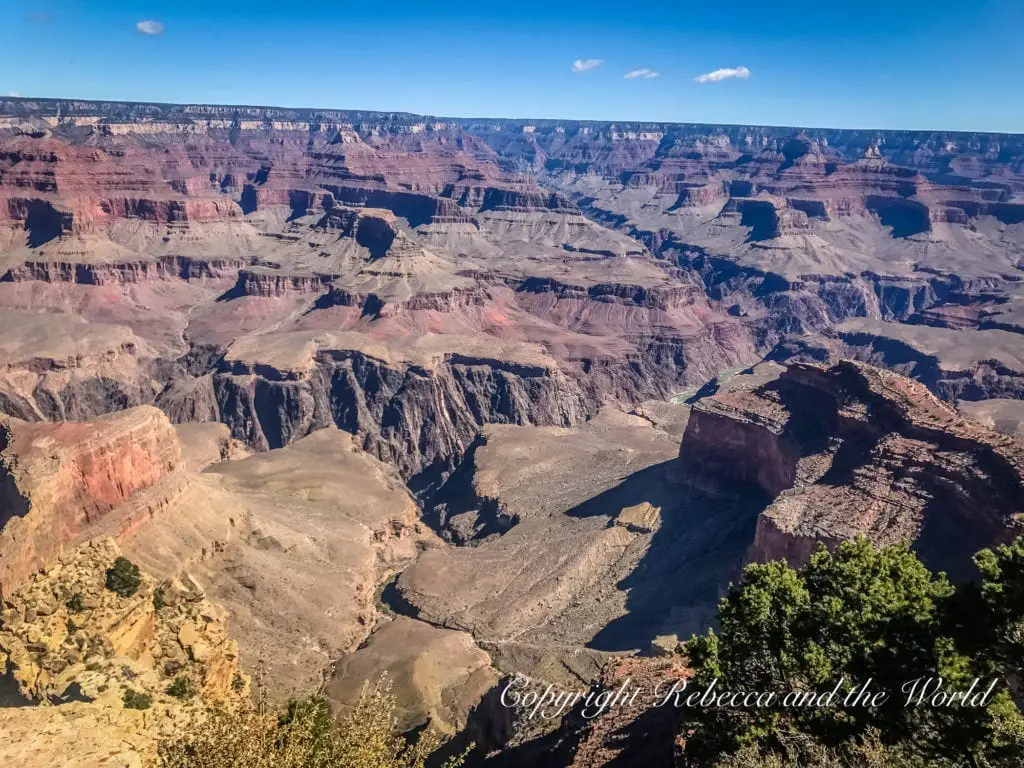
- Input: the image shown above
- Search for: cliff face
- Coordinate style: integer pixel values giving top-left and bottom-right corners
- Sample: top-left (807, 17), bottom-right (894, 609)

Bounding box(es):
top-left (0, 105), bottom-right (761, 487)
top-left (2, 97), bottom-right (1021, 492)
top-left (0, 406), bottom-right (180, 599)
top-left (678, 361), bottom-right (1024, 577)
top-left (2, 255), bottom-right (251, 285)
top-left (210, 335), bottom-right (594, 487)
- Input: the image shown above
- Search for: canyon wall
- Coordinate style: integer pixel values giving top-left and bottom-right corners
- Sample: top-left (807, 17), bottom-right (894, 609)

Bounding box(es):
top-left (0, 407), bottom-right (179, 599)
top-left (678, 361), bottom-right (1024, 578)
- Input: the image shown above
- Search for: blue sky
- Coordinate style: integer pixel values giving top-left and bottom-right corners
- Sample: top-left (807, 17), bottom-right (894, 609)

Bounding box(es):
top-left (2, 1), bottom-right (1023, 132)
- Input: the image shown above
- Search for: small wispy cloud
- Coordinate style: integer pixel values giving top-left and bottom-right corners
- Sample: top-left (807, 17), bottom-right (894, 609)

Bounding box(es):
top-left (572, 58), bottom-right (604, 73)
top-left (624, 68), bottom-right (660, 80)
top-left (5, 91), bottom-right (20, 98)
top-left (694, 66), bottom-right (751, 84)
top-left (136, 20), bottom-right (165, 36)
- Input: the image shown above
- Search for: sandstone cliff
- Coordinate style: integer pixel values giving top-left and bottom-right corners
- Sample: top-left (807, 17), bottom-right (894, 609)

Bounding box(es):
top-left (0, 406), bottom-right (180, 600)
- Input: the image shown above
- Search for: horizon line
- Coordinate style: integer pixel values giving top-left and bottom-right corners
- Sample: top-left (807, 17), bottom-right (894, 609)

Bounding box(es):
top-left (2, 94), bottom-right (1022, 138)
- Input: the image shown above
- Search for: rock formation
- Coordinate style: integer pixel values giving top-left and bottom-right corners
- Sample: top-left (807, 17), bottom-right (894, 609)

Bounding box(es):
top-left (2, 98), bottom-right (1022, 500)
top-left (0, 406), bottom-right (180, 600)
top-left (0, 537), bottom-right (248, 766)
top-left (679, 360), bottom-right (1024, 578)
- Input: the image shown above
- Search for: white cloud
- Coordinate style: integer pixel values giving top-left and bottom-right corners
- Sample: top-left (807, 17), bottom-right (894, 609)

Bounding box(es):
top-left (5, 91), bottom-right (20, 98)
top-left (694, 66), bottom-right (751, 84)
top-left (136, 20), bottom-right (165, 36)
top-left (624, 68), bottom-right (660, 80)
top-left (572, 58), bottom-right (604, 73)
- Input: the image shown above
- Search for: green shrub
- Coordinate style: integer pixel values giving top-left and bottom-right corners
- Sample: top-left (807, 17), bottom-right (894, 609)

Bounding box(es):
top-left (105, 557), bottom-right (142, 598)
top-left (66, 593), bottom-right (84, 613)
top-left (153, 588), bottom-right (166, 611)
top-left (123, 688), bottom-right (152, 710)
top-left (973, 538), bottom-right (1024, 679)
top-left (166, 676), bottom-right (194, 700)
top-left (680, 537), bottom-right (1024, 767)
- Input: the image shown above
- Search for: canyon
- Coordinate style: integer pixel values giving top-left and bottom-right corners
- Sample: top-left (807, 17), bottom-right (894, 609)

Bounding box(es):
top-left (0, 96), bottom-right (1023, 765)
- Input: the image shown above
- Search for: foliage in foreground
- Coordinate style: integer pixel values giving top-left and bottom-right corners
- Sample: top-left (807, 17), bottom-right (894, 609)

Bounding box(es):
top-left (712, 729), bottom-right (954, 768)
top-left (157, 676), bottom-right (466, 768)
top-left (681, 537), bottom-right (1024, 767)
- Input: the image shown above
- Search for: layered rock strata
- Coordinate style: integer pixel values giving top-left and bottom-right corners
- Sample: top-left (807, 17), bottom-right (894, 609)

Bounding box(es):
top-left (0, 406), bottom-right (180, 599)
top-left (679, 361), bottom-right (1024, 577)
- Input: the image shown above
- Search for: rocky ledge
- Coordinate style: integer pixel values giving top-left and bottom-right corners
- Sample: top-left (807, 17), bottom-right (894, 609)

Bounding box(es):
top-left (0, 537), bottom-right (248, 766)
top-left (679, 360), bottom-right (1024, 578)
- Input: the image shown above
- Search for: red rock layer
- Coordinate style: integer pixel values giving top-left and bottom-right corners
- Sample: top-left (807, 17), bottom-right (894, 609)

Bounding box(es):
top-left (0, 406), bottom-right (180, 598)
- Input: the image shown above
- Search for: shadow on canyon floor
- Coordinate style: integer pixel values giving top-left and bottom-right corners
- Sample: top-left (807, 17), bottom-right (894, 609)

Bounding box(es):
top-left (566, 462), bottom-right (767, 653)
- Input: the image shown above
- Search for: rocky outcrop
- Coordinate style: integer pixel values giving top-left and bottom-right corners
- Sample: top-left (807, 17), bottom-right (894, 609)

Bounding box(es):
top-left (96, 196), bottom-right (242, 224)
top-left (718, 196), bottom-right (812, 242)
top-left (322, 186), bottom-right (479, 226)
top-left (0, 537), bottom-right (246, 702)
top-left (232, 267), bottom-right (333, 297)
top-left (479, 188), bottom-right (580, 214)
top-left (678, 361), bottom-right (1024, 578)
top-left (0, 537), bottom-right (248, 766)
top-left (0, 406), bottom-right (180, 599)
top-left (669, 182), bottom-right (728, 208)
